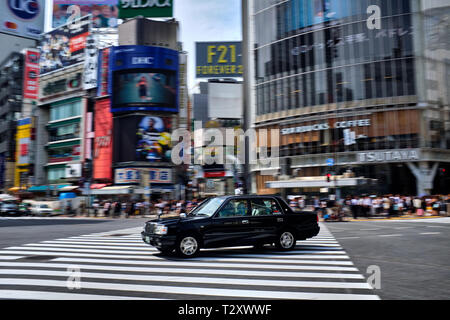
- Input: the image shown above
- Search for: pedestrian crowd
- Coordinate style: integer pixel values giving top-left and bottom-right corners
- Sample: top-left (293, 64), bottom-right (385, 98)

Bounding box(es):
top-left (288, 194), bottom-right (450, 219)
top-left (80, 199), bottom-right (204, 218)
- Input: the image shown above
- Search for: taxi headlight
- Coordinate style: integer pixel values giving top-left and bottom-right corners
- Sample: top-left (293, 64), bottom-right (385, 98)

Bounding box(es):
top-left (154, 224), bottom-right (168, 235)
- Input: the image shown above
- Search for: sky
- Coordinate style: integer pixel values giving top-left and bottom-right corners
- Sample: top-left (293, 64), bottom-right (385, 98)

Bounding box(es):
top-left (44, 0), bottom-right (243, 93)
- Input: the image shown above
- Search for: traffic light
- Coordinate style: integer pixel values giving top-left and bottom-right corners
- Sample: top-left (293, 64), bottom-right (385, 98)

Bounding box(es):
top-left (326, 173), bottom-right (332, 183)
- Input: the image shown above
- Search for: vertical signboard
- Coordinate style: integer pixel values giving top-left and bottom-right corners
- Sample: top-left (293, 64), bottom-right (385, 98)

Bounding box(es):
top-left (93, 99), bottom-right (113, 181)
top-left (118, 0), bottom-right (173, 19)
top-left (23, 49), bottom-right (40, 101)
top-left (14, 118), bottom-right (33, 187)
top-left (97, 47), bottom-right (110, 96)
top-left (0, 0), bottom-right (46, 39)
top-left (83, 25), bottom-right (99, 90)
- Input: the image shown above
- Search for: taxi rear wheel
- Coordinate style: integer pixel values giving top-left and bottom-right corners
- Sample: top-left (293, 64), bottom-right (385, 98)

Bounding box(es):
top-left (275, 230), bottom-right (296, 250)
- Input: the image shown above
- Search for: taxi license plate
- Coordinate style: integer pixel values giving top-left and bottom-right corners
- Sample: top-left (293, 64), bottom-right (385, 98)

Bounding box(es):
top-left (145, 236), bottom-right (150, 243)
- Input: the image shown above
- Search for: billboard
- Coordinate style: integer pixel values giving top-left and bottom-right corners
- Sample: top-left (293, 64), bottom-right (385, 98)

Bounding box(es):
top-left (83, 33), bottom-right (99, 90)
top-left (114, 167), bottom-right (173, 184)
top-left (118, 0), bottom-right (173, 19)
top-left (115, 168), bottom-right (141, 184)
top-left (52, 1), bottom-right (118, 29)
top-left (109, 45), bottom-right (179, 113)
top-left (0, 0), bottom-right (45, 39)
top-left (16, 118), bottom-right (32, 166)
top-left (287, 0), bottom-right (358, 32)
top-left (23, 49), bottom-right (40, 101)
top-left (38, 15), bottom-right (91, 75)
top-left (97, 47), bottom-right (110, 96)
top-left (196, 42), bottom-right (243, 78)
top-left (208, 82), bottom-right (243, 119)
top-left (93, 99), bottom-right (113, 181)
top-left (113, 115), bottom-right (173, 164)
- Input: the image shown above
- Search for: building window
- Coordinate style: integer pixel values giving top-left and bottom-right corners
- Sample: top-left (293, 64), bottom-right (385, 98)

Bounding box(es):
top-left (50, 100), bottom-right (82, 122)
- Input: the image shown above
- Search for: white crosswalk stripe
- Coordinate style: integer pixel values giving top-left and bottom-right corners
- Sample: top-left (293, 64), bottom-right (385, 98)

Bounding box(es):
top-left (0, 223), bottom-right (380, 300)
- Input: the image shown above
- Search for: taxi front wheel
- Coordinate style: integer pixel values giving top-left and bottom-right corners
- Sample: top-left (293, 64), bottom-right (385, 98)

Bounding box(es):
top-left (176, 235), bottom-right (200, 258)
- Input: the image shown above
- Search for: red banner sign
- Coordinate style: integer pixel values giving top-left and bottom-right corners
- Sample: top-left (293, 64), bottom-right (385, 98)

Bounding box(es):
top-left (23, 50), bottom-right (40, 100)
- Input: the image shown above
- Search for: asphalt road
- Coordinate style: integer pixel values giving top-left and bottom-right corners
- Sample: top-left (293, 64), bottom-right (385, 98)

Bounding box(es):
top-left (0, 217), bottom-right (146, 248)
top-left (325, 217), bottom-right (450, 300)
top-left (0, 216), bottom-right (448, 300)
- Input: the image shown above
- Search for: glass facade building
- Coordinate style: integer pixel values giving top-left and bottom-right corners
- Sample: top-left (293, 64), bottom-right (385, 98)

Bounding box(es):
top-left (255, 0), bottom-right (415, 114)
top-left (246, 0), bottom-right (450, 196)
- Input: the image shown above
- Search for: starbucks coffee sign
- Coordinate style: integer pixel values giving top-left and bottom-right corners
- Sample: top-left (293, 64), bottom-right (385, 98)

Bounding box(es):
top-left (357, 149), bottom-right (420, 163)
top-left (119, 0), bottom-right (173, 19)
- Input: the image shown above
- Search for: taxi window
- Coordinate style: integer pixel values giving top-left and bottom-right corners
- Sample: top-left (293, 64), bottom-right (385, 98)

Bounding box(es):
top-left (216, 199), bottom-right (249, 218)
top-left (250, 199), bottom-right (283, 216)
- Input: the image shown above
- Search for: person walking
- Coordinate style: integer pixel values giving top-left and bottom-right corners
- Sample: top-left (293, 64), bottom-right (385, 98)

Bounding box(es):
top-left (114, 201), bottom-right (121, 218)
top-left (350, 196), bottom-right (358, 219)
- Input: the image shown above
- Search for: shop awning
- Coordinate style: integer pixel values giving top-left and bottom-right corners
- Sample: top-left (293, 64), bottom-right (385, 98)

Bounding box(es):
top-left (59, 186), bottom-right (79, 192)
top-left (134, 186), bottom-right (175, 194)
top-left (90, 184), bottom-right (111, 189)
top-left (28, 185), bottom-right (70, 192)
top-left (266, 177), bottom-right (377, 189)
top-left (89, 186), bottom-right (133, 195)
top-left (8, 187), bottom-right (28, 192)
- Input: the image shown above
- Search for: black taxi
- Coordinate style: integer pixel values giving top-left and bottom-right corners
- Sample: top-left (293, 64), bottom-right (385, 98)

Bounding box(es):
top-left (141, 195), bottom-right (320, 258)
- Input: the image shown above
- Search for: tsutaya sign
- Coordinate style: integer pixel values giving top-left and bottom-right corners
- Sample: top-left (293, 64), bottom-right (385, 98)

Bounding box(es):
top-left (281, 119), bottom-right (371, 135)
top-left (358, 149), bottom-right (420, 163)
top-left (119, 0), bottom-right (173, 19)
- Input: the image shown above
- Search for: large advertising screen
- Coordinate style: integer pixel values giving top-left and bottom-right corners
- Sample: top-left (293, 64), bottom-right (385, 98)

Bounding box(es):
top-left (114, 115), bottom-right (173, 164)
top-left (113, 71), bottom-right (177, 106)
top-left (109, 46), bottom-right (179, 113)
top-left (0, 0), bottom-right (46, 39)
top-left (38, 15), bottom-right (91, 75)
top-left (196, 42), bottom-right (243, 78)
top-left (52, 1), bottom-right (118, 29)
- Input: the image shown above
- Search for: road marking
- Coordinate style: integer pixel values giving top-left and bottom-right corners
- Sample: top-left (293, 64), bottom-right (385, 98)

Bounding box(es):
top-left (0, 262), bottom-right (365, 279)
top-left (23, 243), bottom-right (154, 250)
top-left (0, 269), bottom-right (372, 290)
top-left (0, 256), bottom-right (25, 260)
top-left (0, 290), bottom-right (151, 300)
top-left (336, 237), bottom-right (361, 240)
top-left (419, 232), bottom-right (441, 235)
top-left (0, 251), bottom-right (354, 265)
top-left (0, 278), bottom-right (380, 300)
top-left (40, 241), bottom-right (150, 247)
top-left (0, 223), bottom-right (380, 300)
top-left (52, 257), bottom-right (359, 271)
top-left (377, 234), bottom-right (403, 237)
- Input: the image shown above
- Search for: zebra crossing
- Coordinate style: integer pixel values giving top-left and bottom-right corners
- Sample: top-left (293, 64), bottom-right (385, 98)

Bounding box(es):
top-left (0, 224), bottom-right (380, 300)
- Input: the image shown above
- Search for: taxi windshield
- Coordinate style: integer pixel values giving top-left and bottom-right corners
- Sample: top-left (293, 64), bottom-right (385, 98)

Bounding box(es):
top-left (190, 198), bottom-right (225, 217)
